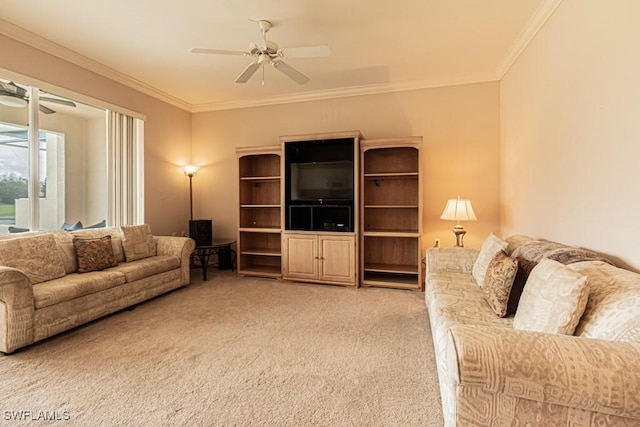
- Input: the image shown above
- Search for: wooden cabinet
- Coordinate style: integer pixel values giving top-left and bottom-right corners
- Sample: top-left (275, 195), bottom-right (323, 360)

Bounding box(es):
top-left (236, 146), bottom-right (282, 278)
top-left (283, 232), bottom-right (356, 285)
top-left (360, 137), bottom-right (423, 290)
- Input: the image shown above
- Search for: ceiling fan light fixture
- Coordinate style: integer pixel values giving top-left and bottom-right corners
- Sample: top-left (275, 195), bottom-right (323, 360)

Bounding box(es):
top-left (257, 53), bottom-right (271, 65)
top-left (0, 94), bottom-right (27, 108)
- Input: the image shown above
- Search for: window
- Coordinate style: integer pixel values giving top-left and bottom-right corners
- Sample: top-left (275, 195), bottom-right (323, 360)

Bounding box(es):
top-left (0, 77), bottom-right (143, 233)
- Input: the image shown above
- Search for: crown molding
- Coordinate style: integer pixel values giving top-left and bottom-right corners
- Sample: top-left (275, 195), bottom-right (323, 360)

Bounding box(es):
top-left (0, 18), bottom-right (191, 112)
top-left (2, 14), bottom-right (523, 114)
top-left (191, 74), bottom-right (499, 113)
top-left (496, 0), bottom-right (563, 78)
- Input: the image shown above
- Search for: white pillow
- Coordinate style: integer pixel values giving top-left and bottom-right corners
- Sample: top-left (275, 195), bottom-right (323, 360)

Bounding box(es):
top-left (472, 233), bottom-right (508, 287)
top-left (513, 258), bottom-right (589, 335)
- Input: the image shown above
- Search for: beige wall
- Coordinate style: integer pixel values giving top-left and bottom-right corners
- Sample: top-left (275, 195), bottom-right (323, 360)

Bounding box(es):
top-left (501, 0), bottom-right (640, 270)
top-left (1, 33), bottom-right (501, 245)
top-left (0, 34), bottom-right (192, 236)
top-left (192, 82), bottom-right (501, 249)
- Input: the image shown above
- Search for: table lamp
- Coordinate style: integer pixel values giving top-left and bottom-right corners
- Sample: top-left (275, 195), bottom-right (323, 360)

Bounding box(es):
top-left (440, 196), bottom-right (477, 247)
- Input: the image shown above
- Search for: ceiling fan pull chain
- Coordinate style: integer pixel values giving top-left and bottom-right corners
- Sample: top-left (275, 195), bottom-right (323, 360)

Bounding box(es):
top-left (262, 65), bottom-right (265, 86)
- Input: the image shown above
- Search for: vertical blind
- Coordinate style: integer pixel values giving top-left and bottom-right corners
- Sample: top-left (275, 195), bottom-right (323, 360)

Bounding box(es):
top-left (107, 111), bottom-right (144, 226)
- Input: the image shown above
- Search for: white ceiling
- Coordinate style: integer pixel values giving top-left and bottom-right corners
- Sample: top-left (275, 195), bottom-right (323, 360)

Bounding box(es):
top-left (0, 0), bottom-right (555, 112)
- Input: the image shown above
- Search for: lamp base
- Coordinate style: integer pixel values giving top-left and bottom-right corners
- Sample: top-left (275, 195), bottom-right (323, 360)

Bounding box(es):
top-left (452, 225), bottom-right (467, 247)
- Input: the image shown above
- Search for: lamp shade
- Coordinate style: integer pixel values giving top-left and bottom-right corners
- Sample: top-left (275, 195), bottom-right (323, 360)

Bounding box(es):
top-left (183, 165), bottom-right (199, 177)
top-left (440, 198), bottom-right (477, 222)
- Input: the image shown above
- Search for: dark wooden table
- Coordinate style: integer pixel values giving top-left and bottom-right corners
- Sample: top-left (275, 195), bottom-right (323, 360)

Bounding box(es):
top-left (191, 239), bottom-right (236, 280)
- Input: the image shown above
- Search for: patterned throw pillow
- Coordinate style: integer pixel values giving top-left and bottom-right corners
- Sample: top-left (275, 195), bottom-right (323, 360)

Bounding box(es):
top-left (472, 233), bottom-right (508, 287)
top-left (513, 258), bottom-right (589, 335)
top-left (120, 224), bottom-right (157, 262)
top-left (482, 251), bottom-right (518, 317)
top-left (73, 236), bottom-right (118, 273)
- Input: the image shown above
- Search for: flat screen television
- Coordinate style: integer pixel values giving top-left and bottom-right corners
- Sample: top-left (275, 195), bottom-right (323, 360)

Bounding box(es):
top-left (290, 161), bottom-right (354, 201)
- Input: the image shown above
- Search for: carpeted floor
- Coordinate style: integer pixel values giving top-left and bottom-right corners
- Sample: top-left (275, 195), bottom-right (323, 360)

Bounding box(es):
top-left (0, 270), bottom-right (443, 426)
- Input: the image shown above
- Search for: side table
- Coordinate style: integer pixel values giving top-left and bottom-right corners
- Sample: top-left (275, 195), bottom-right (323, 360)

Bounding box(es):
top-left (191, 239), bottom-right (236, 281)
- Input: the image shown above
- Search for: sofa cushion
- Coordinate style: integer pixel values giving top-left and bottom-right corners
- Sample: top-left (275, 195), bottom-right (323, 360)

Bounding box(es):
top-left (426, 273), bottom-right (513, 328)
top-left (121, 224), bottom-right (157, 262)
top-left (0, 233), bottom-right (66, 284)
top-left (49, 231), bottom-right (78, 274)
top-left (570, 261), bottom-right (640, 343)
top-left (472, 234), bottom-right (508, 287)
top-left (482, 251), bottom-right (518, 317)
top-left (513, 259), bottom-right (589, 335)
top-left (33, 270), bottom-right (126, 309)
top-left (73, 236), bottom-right (118, 273)
top-left (106, 255), bottom-right (180, 283)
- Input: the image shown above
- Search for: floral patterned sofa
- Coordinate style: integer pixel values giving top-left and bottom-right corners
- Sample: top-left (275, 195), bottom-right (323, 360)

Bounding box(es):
top-left (0, 225), bottom-right (195, 354)
top-left (425, 235), bottom-right (640, 426)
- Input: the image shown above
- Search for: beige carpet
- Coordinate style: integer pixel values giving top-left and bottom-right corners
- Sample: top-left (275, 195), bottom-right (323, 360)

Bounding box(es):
top-left (0, 271), bottom-right (443, 426)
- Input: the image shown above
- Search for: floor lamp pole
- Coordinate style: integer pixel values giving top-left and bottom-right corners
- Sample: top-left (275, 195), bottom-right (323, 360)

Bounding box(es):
top-left (189, 174), bottom-right (193, 221)
top-left (183, 165), bottom-right (198, 222)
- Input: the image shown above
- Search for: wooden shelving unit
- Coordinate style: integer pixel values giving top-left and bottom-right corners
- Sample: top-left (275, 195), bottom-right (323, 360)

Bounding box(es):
top-left (360, 138), bottom-right (423, 290)
top-left (236, 146), bottom-right (282, 278)
top-left (280, 131), bottom-right (362, 287)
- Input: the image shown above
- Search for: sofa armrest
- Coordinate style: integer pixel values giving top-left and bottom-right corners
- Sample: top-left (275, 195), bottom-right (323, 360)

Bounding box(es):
top-left (426, 248), bottom-right (479, 275)
top-left (0, 266), bottom-right (35, 354)
top-left (447, 325), bottom-right (640, 420)
top-left (154, 236), bottom-right (196, 285)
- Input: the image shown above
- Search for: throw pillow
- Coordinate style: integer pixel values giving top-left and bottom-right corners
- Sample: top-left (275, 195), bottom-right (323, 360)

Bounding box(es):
top-left (544, 247), bottom-right (612, 266)
top-left (85, 219), bottom-right (107, 229)
top-left (121, 224), bottom-right (157, 262)
top-left (472, 233), bottom-right (508, 287)
top-left (513, 258), bottom-right (589, 335)
top-left (73, 236), bottom-right (117, 273)
top-left (0, 233), bottom-right (66, 283)
top-left (482, 251), bottom-right (518, 317)
top-left (61, 221), bottom-right (83, 231)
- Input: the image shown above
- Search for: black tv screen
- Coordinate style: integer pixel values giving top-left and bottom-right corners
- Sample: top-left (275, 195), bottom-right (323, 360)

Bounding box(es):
top-left (290, 161), bottom-right (353, 201)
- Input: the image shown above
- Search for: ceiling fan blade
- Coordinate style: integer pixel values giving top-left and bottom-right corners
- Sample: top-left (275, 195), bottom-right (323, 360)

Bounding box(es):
top-left (272, 61), bottom-right (309, 84)
top-left (235, 62), bottom-right (261, 83)
top-left (191, 48), bottom-right (248, 56)
top-left (279, 45), bottom-right (331, 59)
top-left (40, 96), bottom-right (76, 108)
top-left (39, 104), bottom-right (56, 114)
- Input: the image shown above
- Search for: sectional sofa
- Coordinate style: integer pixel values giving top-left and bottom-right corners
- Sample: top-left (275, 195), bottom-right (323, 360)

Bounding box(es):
top-left (0, 225), bottom-right (195, 354)
top-left (425, 235), bottom-right (640, 426)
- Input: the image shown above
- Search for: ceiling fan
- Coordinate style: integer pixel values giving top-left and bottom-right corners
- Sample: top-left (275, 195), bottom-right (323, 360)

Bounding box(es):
top-left (191, 19), bottom-right (331, 85)
top-left (0, 81), bottom-right (77, 114)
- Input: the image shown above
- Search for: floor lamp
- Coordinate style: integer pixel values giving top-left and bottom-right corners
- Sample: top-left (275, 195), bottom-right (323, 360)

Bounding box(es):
top-left (440, 196), bottom-right (477, 247)
top-left (183, 165), bottom-right (199, 220)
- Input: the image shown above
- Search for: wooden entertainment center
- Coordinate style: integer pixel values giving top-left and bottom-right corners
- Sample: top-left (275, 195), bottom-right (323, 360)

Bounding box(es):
top-left (236, 131), bottom-right (423, 290)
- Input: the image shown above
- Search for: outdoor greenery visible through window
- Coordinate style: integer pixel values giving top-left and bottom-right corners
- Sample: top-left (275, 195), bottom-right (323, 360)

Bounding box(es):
top-left (0, 125), bottom-right (48, 225)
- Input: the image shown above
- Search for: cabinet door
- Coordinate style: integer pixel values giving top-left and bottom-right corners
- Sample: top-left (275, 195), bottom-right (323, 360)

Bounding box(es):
top-left (283, 234), bottom-right (318, 279)
top-left (319, 235), bottom-right (356, 283)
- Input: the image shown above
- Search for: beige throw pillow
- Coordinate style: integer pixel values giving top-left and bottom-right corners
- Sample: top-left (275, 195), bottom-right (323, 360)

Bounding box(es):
top-left (513, 258), bottom-right (589, 335)
top-left (73, 236), bottom-right (118, 273)
top-left (120, 224), bottom-right (157, 262)
top-left (482, 251), bottom-right (518, 317)
top-left (0, 233), bottom-right (66, 283)
top-left (472, 233), bottom-right (508, 287)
